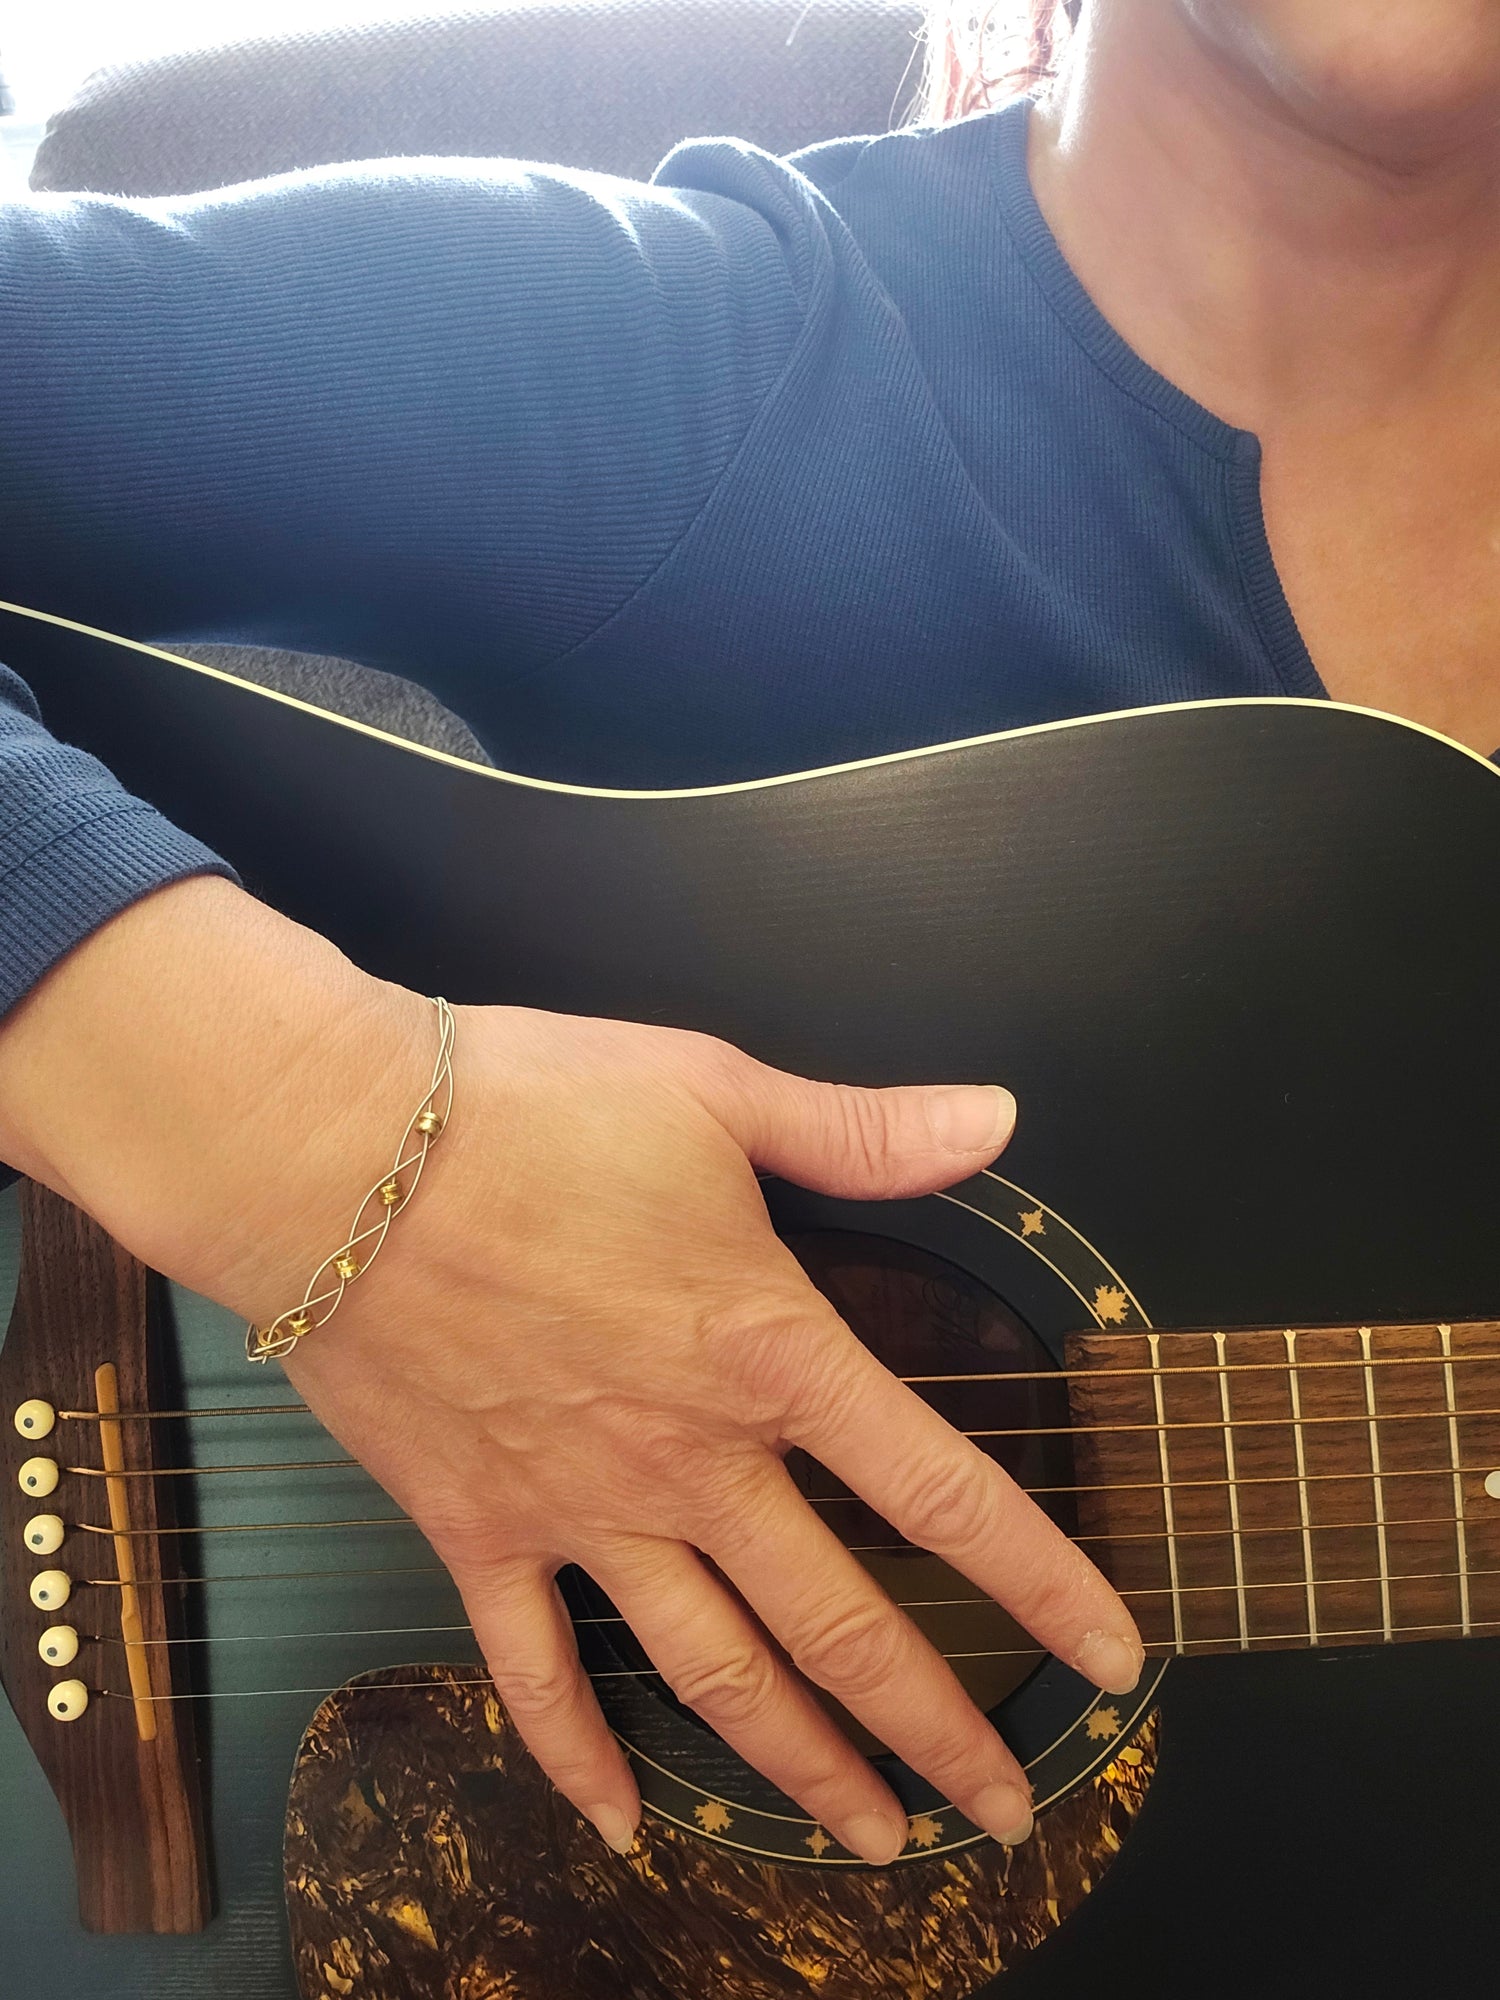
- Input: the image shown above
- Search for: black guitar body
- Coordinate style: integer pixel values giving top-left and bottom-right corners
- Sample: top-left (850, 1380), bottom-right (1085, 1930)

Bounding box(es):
top-left (3, 604), bottom-right (1499, 1997)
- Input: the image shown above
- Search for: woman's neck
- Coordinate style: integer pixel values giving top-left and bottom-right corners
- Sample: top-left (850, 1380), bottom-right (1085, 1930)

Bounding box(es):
top-left (1026, 5), bottom-right (1500, 435)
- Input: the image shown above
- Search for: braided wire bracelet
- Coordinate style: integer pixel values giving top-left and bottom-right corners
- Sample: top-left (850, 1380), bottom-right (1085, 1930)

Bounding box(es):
top-left (246, 996), bottom-right (456, 1363)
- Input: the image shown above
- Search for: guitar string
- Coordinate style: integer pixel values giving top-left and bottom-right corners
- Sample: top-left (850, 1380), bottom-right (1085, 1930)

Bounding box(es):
top-left (90, 1612), bottom-right (1500, 1703)
top-left (76, 1507), bottom-right (1496, 1586)
top-left (47, 1456), bottom-right (1500, 1512)
top-left (58, 1319), bottom-right (1500, 1636)
top-left (50, 1397), bottom-right (1500, 1481)
top-left (798, 1461), bottom-right (1500, 1502)
top-left (77, 1520), bottom-right (1500, 1702)
top-left (81, 1564), bottom-right (1500, 1652)
top-left (44, 1344), bottom-right (1500, 1424)
top-left (84, 1562), bottom-right (451, 1586)
top-left (50, 1344), bottom-right (1500, 1424)
top-left (61, 1456), bottom-right (1500, 1544)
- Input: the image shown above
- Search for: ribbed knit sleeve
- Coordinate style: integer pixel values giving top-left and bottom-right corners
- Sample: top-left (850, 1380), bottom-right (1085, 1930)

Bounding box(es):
top-left (0, 667), bottom-right (232, 1010)
top-left (0, 148), bottom-right (811, 1014)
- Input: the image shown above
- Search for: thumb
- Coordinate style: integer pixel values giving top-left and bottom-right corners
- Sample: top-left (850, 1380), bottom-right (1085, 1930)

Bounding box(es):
top-left (695, 1051), bottom-right (1018, 1202)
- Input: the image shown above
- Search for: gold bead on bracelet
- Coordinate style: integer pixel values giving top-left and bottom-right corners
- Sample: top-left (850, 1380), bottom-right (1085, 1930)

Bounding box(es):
top-left (244, 997), bottom-right (455, 1364)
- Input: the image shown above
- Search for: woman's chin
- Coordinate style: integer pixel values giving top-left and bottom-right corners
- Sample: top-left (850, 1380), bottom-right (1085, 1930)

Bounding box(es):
top-left (1185, 0), bottom-right (1500, 163)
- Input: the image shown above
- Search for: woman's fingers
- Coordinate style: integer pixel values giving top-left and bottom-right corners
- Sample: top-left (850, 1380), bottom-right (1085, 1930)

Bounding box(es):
top-left (786, 1332), bottom-right (1144, 1695)
top-left (701, 1469), bottom-right (1038, 1846)
top-left (593, 1537), bottom-right (914, 1865)
top-left (457, 1560), bottom-right (641, 1853)
top-left (683, 1032), bottom-right (1018, 1203)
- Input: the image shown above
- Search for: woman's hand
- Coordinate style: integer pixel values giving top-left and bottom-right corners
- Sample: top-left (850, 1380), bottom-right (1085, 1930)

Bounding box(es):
top-left (0, 877), bottom-right (1143, 1865)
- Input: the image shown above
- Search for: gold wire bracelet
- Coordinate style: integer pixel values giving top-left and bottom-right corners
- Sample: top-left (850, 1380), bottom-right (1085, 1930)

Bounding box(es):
top-left (245, 996), bottom-right (456, 1364)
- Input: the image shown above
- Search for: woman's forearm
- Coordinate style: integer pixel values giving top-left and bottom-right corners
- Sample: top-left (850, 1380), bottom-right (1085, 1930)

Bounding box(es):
top-left (0, 874), bottom-right (429, 1321)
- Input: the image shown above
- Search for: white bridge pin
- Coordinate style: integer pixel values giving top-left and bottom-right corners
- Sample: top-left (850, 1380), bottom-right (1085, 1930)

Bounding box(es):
top-left (12, 1399), bottom-right (55, 1440)
top-left (1484, 1470), bottom-right (1500, 1501)
top-left (24, 1513), bottom-right (64, 1556)
top-left (37, 1625), bottom-right (78, 1667)
top-left (18, 1456), bottom-right (59, 1498)
top-left (47, 1680), bottom-right (88, 1722)
top-left (28, 1570), bottom-right (71, 1611)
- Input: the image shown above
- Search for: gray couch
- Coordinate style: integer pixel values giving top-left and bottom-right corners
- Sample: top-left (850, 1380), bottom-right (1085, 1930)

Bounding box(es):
top-left (34, 2), bottom-right (927, 194)
top-left (31, 1), bottom-right (926, 757)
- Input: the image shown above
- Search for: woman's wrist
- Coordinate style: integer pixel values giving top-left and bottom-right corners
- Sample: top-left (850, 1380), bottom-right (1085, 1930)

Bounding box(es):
top-left (0, 874), bottom-right (432, 1319)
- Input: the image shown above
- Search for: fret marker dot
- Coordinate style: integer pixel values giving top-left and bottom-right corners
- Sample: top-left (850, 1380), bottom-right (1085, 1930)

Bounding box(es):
top-left (1484, 1470), bottom-right (1500, 1501)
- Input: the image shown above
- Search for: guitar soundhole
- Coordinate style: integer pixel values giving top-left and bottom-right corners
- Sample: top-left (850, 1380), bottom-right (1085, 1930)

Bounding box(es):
top-left (781, 1232), bottom-right (1076, 1752)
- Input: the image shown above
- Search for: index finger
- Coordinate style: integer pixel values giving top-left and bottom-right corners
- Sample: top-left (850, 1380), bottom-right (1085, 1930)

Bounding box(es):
top-left (785, 1332), bottom-right (1144, 1696)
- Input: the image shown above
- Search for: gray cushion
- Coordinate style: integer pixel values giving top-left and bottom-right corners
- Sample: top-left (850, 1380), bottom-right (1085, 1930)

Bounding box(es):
top-left (33, 1), bottom-right (927, 196)
top-left (170, 645), bottom-right (496, 764)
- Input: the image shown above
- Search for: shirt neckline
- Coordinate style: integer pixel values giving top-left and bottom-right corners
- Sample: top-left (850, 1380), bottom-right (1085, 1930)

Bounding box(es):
top-left (985, 97), bottom-right (1326, 699)
top-left (985, 98), bottom-right (1244, 460)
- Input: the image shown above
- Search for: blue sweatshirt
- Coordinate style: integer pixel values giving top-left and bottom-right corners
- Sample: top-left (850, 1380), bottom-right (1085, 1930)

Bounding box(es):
top-left (0, 99), bottom-right (1324, 1013)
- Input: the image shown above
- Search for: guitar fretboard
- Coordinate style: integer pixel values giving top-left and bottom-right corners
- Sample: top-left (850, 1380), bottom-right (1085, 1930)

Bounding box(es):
top-left (1064, 1322), bottom-right (1500, 1654)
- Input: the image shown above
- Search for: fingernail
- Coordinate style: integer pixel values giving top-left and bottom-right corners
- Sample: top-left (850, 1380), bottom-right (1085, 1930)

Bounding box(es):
top-left (587, 1802), bottom-right (639, 1855)
top-left (970, 1783), bottom-right (1034, 1846)
top-left (835, 1810), bottom-right (908, 1866)
top-left (927, 1085), bottom-right (1017, 1154)
top-left (1075, 1629), bottom-right (1144, 1695)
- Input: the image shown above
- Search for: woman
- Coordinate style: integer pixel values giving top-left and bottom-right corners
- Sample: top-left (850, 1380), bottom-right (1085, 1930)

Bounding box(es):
top-left (0, 0), bottom-right (1490, 1866)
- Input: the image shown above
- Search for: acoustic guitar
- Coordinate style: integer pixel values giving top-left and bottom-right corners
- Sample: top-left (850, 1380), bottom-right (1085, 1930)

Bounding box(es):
top-left (1, 600), bottom-right (1498, 2000)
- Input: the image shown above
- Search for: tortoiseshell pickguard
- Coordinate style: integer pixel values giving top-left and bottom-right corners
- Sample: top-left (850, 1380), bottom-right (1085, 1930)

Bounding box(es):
top-left (284, 1667), bottom-right (1156, 2000)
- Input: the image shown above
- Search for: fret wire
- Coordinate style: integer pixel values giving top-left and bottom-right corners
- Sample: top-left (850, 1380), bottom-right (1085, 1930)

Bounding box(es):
top-left (1213, 1332), bottom-right (1249, 1652)
top-left (1147, 1334), bottom-right (1184, 1656)
top-left (92, 1612), bottom-right (1500, 1702)
top-left (1359, 1328), bottom-right (1394, 1643)
top-left (52, 1342), bottom-right (1500, 1423)
top-left (1284, 1331), bottom-right (1319, 1646)
top-left (1439, 1324), bottom-right (1473, 1639)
